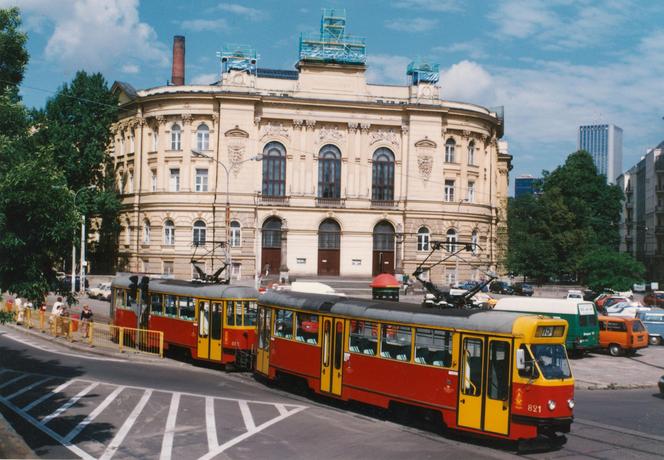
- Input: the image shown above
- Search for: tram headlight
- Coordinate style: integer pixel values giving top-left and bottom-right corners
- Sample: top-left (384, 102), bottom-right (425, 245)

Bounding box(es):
top-left (567, 399), bottom-right (575, 409)
top-left (547, 400), bottom-right (556, 411)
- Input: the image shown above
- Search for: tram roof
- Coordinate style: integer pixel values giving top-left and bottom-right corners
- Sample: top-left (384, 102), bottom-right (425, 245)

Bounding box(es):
top-left (111, 274), bottom-right (258, 299)
top-left (259, 290), bottom-right (527, 335)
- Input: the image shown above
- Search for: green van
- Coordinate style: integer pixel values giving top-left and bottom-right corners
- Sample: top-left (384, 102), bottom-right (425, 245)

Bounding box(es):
top-left (493, 298), bottom-right (599, 355)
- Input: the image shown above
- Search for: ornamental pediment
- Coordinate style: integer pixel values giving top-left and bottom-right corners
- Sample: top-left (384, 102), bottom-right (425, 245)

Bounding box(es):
top-left (414, 139), bottom-right (437, 148)
top-left (224, 127), bottom-right (249, 138)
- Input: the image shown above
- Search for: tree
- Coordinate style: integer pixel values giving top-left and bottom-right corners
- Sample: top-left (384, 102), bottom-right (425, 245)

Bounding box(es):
top-left (578, 248), bottom-right (645, 292)
top-left (0, 7), bottom-right (28, 95)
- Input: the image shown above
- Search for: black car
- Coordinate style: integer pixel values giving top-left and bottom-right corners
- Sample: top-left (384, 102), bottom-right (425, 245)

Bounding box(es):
top-left (54, 275), bottom-right (89, 292)
top-left (512, 282), bottom-right (534, 296)
top-left (489, 281), bottom-right (513, 295)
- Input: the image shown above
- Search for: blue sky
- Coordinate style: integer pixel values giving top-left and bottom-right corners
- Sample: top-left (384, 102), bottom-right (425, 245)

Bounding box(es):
top-left (5, 0), bottom-right (664, 192)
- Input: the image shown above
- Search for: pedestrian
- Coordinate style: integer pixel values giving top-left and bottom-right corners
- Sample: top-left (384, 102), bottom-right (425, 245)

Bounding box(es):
top-left (81, 305), bottom-right (93, 338)
top-left (51, 296), bottom-right (63, 315)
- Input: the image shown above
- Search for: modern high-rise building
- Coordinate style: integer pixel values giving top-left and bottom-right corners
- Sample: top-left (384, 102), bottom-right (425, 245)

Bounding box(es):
top-left (514, 175), bottom-right (542, 198)
top-left (578, 124), bottom-right (623, 183)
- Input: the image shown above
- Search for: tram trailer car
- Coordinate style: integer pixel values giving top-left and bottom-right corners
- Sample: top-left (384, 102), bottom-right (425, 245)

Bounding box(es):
top-left (111, 275), bottom-right (258, 366)
top-left (255, 290), bottom-right (575, 447)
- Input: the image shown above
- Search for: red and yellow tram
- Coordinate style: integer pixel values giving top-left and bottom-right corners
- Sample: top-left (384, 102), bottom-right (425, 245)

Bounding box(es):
top-left (111, 275), bottom-right (258, 367)
top-left (256, 290), bottom-right (575, 445)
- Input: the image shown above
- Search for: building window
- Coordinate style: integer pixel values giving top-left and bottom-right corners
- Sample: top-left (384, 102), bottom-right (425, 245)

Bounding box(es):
top-left (196, 124), bottom-right (209, 151)
top-left (417, 227), bottom-right (430, 251)
top-left (445, 139), bottom-right (456, 163)
top-left (230, 221), bottom-right (241, 247)
top-left (447, 271), bottom-right (457, 286)
top-left (467, 181), bottom-right (475, 203)
top-left (471, 230), bottom-right (479, 254)
top-left (468, 141), bottom-right (475, 165)
top-left (318, 144), bottom-right (341, 199)
top-left (142, 219), bottom-right (150, 244)
top-left (444, 180), bottom-right (455, 202)
top-left (125, 220), bottom-right (131, 245)
top-left (118, 172), bottom-right (125, 194)
top-left (152, 129), bottom-right (158, 151)
top-left (164, 220), bottom-right (175, 246)
top-left (262, 141), bottom-right (286, 197)
top-left (142, 259), bottom-right (149, 273)
top-left (119, 137), bottom-right (125, 156)
top-left (195, 168), bottom-right (208, 192)
top-left (231, 262), bottom-right (241, 280)
top-left (170, 124), bottom-right (181, 151)
top-left (193, 220), bottom-right (206, 246)
top-left (163, 261), bottom-right (174, 275)
top-left (372, 147), bottom-right (395, 201)
top-left (262, 217), bottom-right (282, 248)
top-left (446, 228), bottom-right (457, 253)
top-left (129, 130), bottom-right (135, 153)
top-left (169, 168), bottom-right (180, 192)
top-left (151, 169), bottom-right (157, 192)
top-left (318, 219), bottom-right (341, 249)
top-left (128, 170), bottom-right (134, 193)
top-left (373, 221), bottom-right (395, 251)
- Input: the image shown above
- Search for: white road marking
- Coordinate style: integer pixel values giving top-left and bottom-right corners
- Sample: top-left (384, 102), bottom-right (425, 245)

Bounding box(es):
top-left (63, 385), bottom-right (125, 443)
top-left (159, 392), bottom-right (181, 460)
top-left (6, 376), bottom-right (53, 400)
top-left (0, 373), bottom-right (29, 390)
top-left (22, 379), bottom-right (75, 411)
top-left (239, 400), bottom-right (256, 431)
top-left (1, 331), bottom-right (125, 362)
top-left (99, 389), bottom-right (152, 460)
top-left (40, 382), bottom-right (99, 425)
top-left (205, 396), bottom-right (218, 451)
top-left (275, 403), bottom-right (289, 416)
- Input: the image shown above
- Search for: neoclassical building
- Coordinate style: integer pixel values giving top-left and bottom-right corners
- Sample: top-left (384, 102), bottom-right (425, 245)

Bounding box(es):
top-left (109, 14), bottom-right (511, 284)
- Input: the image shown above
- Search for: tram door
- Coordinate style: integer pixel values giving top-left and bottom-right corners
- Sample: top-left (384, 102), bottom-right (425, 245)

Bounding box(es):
top-left (458, 335), bottom-right (485, 430)
top-left (256, 307), bottom-right (272, 375)
top-left (483, 339), bottom-right (511, 435)
top-left (197, 300), bottom-right (223, 362)
top-left (320, 317), bottom-right (344, 396)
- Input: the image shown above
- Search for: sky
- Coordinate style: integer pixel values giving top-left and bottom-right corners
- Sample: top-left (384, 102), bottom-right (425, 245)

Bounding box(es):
top-left (4, 0), bottom-right (664, 193)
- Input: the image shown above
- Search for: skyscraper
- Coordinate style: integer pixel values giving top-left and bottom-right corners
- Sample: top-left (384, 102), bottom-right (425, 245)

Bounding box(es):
top-left (578, 124), bottom-right (623, 183)
top-left (514, 175), bottom-right (542, 198)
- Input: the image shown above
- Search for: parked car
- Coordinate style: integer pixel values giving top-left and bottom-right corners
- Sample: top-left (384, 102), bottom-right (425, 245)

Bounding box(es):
top-left (566, 289), bottom-right (584, 300)
top-left (643, 291), bottom-right (664, 307)
top-left (605, 302), bottom-right (650, 318)
top-left (88, 282), bottom-right (112, 301)
top-left (637, 310), bottom-right (664, 345)
top-left (512, 282), bottom-right (534, 296)
top-left (597, 316), bottom-right (649, 356)
top-left (602, 296), bottom-right (631, 310)
top-left (53, 275), bottom-right (89, 292)
top-left (489, 281), bottom-right (513, 295)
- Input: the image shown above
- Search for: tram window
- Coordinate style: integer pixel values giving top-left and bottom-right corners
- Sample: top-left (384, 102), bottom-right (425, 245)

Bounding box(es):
top-left (296, 313), bottom-right (319, 343)
top-left (415, 328), bottom-right (453, 367)
top-left (274, 309), bottom-right (294, 339)
top-left (178, 297), bottom-right (195, 320)
top-left (462, 338), bottom-right (483, 397)
top-left (487, 341), bottom-right (510, 401)
top-left (199, 301), bottom-right (209, 337)
top-left (380, 324), bottom-right (412, 361)
top-left (334, 321), bottom-right (343, 370)
top-left (127, 290), bottom-right (137, 311)
top-left (165, 295), bottom-right (177, 317)
top-left (579, 314), bottom-right (597, 327)
top-left (226, 301), bottom-right (236, 326)
top-left (349, 320), bottom-right (378, 355)
top-left (211, 302), bottom-right (222, 340)
top-left (244, 301), bottom-right (258, 326)
top-left (114, 289), bottom-right (125, 309)
top-left (517, 344), bottom-right (539, 379)
top-left (150, 294), bottom-right (163, 316)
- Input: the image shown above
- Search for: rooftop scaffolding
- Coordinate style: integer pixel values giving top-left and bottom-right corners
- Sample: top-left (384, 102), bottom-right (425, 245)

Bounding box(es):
top-left (299, 8), bottom-right (366, 65)
top-left (406, 59), bottom-right (440, 85)
top-left (219, 44), bottom-right (257, 75)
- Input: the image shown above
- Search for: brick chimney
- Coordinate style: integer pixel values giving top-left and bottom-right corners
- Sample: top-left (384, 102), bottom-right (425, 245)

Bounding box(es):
top-left (171, 35), bottom-right (185, 85)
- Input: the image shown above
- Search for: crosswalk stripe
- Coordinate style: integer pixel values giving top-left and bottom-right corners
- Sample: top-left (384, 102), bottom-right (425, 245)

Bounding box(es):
top-left (0, 373), bottom-right (29, 390)
top-left (6, 377), bottom-right (53, 400)
top-left (63, 385), bottom-right (125, 443)
top-left (40, 382), bottom-right (99, 425)
top-left (239, 400), bottom-right (256, 431)
top-left (205, 396), bottom-right (218, 451)
top-left (99, 389), bottom-right (152, 460)
top-left (160, 392), bottom-right (181, 460)
top-left (22, 379), bottom-right (76, 411)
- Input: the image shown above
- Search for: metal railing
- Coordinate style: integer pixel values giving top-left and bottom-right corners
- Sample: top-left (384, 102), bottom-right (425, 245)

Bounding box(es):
top-left (1, 302), bottom-right (163, 357)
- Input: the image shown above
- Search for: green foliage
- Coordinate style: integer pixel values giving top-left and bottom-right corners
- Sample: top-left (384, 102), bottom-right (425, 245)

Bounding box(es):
top-left (0, 310), bottom-right (16, 324)
top-left (578, 248), bottom-right (645, 292)
top-left (0, 7), bottom-right (28, 95)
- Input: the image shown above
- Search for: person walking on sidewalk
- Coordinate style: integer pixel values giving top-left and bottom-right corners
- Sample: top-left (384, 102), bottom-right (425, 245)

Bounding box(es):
top-left (80, 305), bottom-right (93, 338)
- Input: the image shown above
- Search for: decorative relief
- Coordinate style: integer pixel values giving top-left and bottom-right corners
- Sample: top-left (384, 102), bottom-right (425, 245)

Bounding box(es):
top-left (305, 119), bottom-right (316, 129)
top-left (260, 122), bottom-right (290, 140)
top-left (318, 125), bottom-right (345, 143)
top-left (347, 122), bottom-right (359, 132)
top-left (254, 116), bottom-right (261, 125)
top-left (360, 122), bottom-right (371, 133)
top-left (369, 128), bottom-right (400, 148)
top-left (211, 113), bottom-right (219, 123)
top-left (224, 127), bottom-right (249, 138)
top-left (417, 154), bottom-right (433, 179)
top-left (462, 129), bottom-right (471, 139)
top-left (292, 119), bottom-right (304, 129)
top-left (155, 115), bottom-right (167, 125)
top-left (401, 124), bottom-right (409, 135)
top-left (228, 141), bottom-right (246, 177)
top-left (181, 113), bottom-right (192, 124)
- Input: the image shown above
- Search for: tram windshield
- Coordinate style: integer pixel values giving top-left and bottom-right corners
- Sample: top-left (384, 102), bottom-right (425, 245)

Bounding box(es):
top-left (531, 344), bottom-right (572, 380)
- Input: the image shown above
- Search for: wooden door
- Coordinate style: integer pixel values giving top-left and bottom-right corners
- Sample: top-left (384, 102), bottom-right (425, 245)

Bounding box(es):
top-left (261, 248), bottom-right (281, 275)
top-left (372, 251), bottom-right (394, 275)
top-left (318, 249), bottom-right (340, 276)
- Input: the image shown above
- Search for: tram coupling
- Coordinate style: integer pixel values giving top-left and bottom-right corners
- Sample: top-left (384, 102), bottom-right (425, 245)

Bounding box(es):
top-left (234, 348), bottom-right (255, 371)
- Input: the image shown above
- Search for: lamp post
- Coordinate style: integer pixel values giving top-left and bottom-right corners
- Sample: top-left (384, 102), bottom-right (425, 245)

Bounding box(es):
top-left (71, 185), bottom-right (95, 294)
top-left (191, 150), bottom-right (262, 275)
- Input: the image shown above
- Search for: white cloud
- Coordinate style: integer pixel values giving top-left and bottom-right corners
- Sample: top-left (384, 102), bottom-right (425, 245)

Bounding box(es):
top-left (366, 54), bottom-right (411, 85)
top-left (121, 63), bottom-right (140, 74)
top-left (190, 73), bottom-right (218, 85)
top-left (7, 0), bottom-right (168, 73)
top-left (216, 3), bottom-right (267, 21)
top-left (385, 18), bottom-right (437, 32)
top-left (435, 42), bottom-right (487, 60)
top-left (440, 60), bottom-right (495, 104)
top-left (181, 18), bottom-right (229, 31)
top-left (391, 0), bottom-right (462, 12)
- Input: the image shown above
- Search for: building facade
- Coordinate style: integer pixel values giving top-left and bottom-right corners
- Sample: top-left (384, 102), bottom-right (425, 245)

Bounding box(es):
top-left (514, 175), bottom-right (542, 198)
top-left (109, 15), bottom-right (510, 284)
top-left (578, 124), bottom-right (623, 184)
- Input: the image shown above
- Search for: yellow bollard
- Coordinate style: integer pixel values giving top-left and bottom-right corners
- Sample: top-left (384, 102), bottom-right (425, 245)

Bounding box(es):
top-left (39, 310), bottom-right (45, 332)
top-left (159, 332), bottom-right (164, 358)
top-left (68, 318), bottom-right (73, 342)
top-left (88, 323), bottom-right (93, 346)
top-left (119, 327), bottom-right (124, 353)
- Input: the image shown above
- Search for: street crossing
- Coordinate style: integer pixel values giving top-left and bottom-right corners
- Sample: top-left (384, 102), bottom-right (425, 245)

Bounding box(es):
top-left (0, 367), bottom-right (307, 460)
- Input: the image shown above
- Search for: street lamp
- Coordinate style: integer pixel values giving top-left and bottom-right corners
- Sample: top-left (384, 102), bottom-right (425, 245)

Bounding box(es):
top-left (191, 150), bottom-right (262, 275)
top-left (71, 185), bottom-right (95, 294)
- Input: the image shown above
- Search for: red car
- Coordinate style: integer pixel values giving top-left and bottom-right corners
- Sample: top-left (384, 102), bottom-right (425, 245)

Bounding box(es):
top-left (643, 291), bottom-right (664, 307)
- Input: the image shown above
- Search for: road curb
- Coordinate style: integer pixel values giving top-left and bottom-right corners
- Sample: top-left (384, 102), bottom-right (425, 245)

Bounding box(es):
top-left (0, 412), bottom-right (35, 459)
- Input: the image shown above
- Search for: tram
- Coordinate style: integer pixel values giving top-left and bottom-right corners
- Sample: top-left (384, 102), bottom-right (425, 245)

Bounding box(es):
top-left (255, 290), bottom-right (575, 446)
top-left (111, 274), bottom-right (258, 367)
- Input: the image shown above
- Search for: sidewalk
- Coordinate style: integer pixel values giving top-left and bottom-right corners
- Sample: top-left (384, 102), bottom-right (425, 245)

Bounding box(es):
top-left (0, 413), bottom-right (34, 459)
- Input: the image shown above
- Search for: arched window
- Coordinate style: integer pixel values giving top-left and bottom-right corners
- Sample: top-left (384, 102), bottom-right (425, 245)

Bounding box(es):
top-left (468, 141), bottom-right (475, 165)
top-left (193, 220), bottom-right (206, 246)
top-left (164, 220), bottom-right (175, 245)
top-left (262, 217), bottom-right (282, 248)
top-left (417, 227), bottom-right (430, 251)
top-left (151, 128), bottom-right (158, 151)
top-left (117, 171), bottom-right (124, 193)
top-left (471, 230), bottom-right (479, 254)
top-left (125, 219), bottom-right (131, 245)
top-left (171, 123), bottom-right (181, 151)
top-left (445, 139), bottom-right (456, 163)
top-left (128, 170), bottom-right (134, 193)
top-left (372, 148), bottom-right (395, 201)
top-left (196, 124), bottom-right (209, 151)
top-left (230, 220), bottom-right (241, 247)
top-left (373, 221), bottom-right (395, 251)
top-left (318, 219), bottom-right (340, 249)
top-left (262, 142), bottom-right (286, 197)
top-left (318, 145), bottom-right (341, 199)
top-left (446, 228), bottom-right (457, 253)
top-left (142, 219), bottom-right (151, 244)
